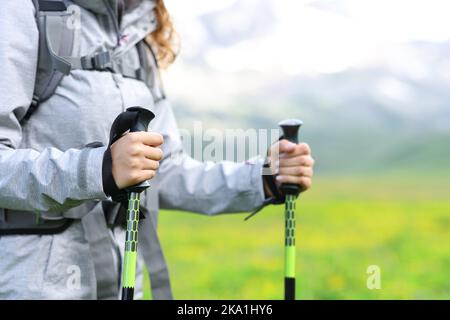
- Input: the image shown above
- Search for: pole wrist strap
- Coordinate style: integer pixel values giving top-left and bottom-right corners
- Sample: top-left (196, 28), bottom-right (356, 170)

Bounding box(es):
top-left (245, 157), bottom-right (285, 220)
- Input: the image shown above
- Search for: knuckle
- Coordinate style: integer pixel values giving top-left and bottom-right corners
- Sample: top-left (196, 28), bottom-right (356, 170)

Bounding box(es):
top-left (127, 133), bottom-right (138, 143)
top-left (300, 177), bottom-right (312, 188)
top-left (301, 155), bottom-right (314, 166)
top-left (148, 170), bottom-right (156, 179)
top-left (128, 158), bottom-right (139, 169)
top-left (150, 132), bottom-right (164, 145)
top-left (299, 143), bottom-right (310, 154)
top-left (128, 171), bottom-right (140, 184)
top-left (129, 144), bottom-right (140, 156)
top-left (135, 145), bottom-right (144, 156)
top-left (280, 139), bottom-right (289, 149)
top-left (298, 155), bottom-right (307, 165)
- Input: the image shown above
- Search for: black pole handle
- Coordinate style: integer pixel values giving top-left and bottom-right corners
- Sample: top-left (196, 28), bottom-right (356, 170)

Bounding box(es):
top-left (125, 107), bottom-right (155, 193)
top-left (279, 119), bottom-right (303, 196)
top-left (127, 106), bottom-right (155, 133)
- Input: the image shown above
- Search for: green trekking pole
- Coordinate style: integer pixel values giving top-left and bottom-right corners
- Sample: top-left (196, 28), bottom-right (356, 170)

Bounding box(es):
top-left (120, 107), bottom-right (155, 300)
top-left (279, 119), bottom-right (303, 300)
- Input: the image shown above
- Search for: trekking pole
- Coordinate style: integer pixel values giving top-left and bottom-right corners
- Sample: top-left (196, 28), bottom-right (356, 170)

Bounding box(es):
top-left (120, 107), bottom-right (155, 300)
top-left (279, 119), bottom-right (303, 300)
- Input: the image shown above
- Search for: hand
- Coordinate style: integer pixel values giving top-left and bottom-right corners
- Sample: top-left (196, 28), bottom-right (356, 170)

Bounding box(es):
top-left (264, 140), bottom-right (314, 197)
top-left (110, 132), bottom-right (164, 189)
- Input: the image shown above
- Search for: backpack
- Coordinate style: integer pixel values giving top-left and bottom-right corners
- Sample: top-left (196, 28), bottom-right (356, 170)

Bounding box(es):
top-left (26, 0), bottom-right (164, 122)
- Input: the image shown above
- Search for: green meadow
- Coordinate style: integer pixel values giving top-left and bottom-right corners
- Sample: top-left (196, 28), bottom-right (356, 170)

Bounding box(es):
top-left (143, 175), bottom-right (450, 299)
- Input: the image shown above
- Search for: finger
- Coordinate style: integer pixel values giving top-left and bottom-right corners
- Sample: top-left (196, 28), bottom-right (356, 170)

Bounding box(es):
top-left (140, 170), bottom-right (156, 181)
top-left (279, 155), bottom-right (315, 168)
top-left (279, 143), bottom-right (311, 159)
top-left (130, 132), bottom-right (164, 147)
top-left (141, 158), bottom-right (160, 171)
top-left (278, 166), bottom-right (313, 178)
top-left (140, 144), bottom-right (164, 159)
top-left (276, 175), bottom-right (312, 189)
top-left (142, 145), bottom-right (163, 161)
top-left (277, 139), bottom-right (297, 154)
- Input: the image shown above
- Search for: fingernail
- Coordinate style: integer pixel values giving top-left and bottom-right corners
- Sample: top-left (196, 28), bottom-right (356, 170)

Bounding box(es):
top-left (276, 175), bottom-right (283, 181)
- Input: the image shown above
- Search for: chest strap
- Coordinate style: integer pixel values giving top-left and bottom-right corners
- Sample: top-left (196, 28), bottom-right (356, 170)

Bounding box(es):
top-left (62, 50), bottom-right (143, 79)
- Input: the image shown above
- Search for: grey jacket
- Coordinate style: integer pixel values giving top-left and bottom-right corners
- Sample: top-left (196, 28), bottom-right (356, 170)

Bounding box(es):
top-left (0, 0), bottom-right (265, 299)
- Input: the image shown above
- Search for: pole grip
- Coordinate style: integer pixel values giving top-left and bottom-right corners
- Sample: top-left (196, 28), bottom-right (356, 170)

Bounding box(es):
top-left (278, 119), bottom-right (303, 196)
top-left (127, 106), bottom-right (155, 133)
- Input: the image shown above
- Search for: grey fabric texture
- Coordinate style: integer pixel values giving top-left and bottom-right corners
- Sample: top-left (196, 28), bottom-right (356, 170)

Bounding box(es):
top-left (0, 0), bottom-right (266, 299)
top-left (137, 207), bottom-right (172, 299)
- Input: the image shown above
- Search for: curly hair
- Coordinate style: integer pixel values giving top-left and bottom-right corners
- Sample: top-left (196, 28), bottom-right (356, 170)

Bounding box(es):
top-left (145, 0), bottom-right (178, 68)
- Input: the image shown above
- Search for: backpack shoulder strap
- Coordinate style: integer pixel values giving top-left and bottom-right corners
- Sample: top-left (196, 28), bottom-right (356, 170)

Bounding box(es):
top-left (26, 1), bottom-right (166, 122)
top-left (24, 0), bottom-right (74, 122)
top-left (138, 41), bottom-right (167, 103)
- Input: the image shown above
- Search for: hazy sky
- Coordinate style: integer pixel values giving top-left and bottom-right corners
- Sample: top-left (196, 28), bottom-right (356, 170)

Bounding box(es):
top-left (165, 0), bottom-right (450, 75)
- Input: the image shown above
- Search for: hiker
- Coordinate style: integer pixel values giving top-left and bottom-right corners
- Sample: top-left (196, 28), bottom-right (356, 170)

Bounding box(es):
top-left (0, 0), bottom-right (314, 299)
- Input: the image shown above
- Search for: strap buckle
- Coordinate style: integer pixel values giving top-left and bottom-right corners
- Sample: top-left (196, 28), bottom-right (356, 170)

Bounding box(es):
top-left (81, 51), bottom-right (113, 71)
top-left (30, 95), bottom-right (40, 108)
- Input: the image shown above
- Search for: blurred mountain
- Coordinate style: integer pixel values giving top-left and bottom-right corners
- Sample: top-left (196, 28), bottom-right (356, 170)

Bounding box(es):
top-left (248, 41), bottom-right (450, 174)
top-left (168, 40), bottom-right (450, 175)
top-left (165, 0), bottom-right (450, 175)
top-left (199, 0), bottom-right (275, 47)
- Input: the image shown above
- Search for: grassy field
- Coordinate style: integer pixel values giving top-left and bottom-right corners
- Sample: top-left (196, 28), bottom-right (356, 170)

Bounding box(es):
top-left (143, 175), bottom-right (450, 299)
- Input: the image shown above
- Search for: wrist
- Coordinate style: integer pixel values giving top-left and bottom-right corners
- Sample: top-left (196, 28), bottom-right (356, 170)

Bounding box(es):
top-left (102, 147), bottom-right (127, 202)
top-left (262, 156), bottom-right (285, 203)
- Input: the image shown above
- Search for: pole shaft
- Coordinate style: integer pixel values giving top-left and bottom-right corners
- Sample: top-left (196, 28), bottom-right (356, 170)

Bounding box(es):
top-left (284, 194), bottom-right (296, 300)
top-left (121, 191), bottom-right (141, 300)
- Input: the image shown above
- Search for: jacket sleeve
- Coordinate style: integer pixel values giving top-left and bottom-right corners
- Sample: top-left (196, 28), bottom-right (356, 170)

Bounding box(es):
top-left (155, 100), bottom-right (266, 216)
top-left (0, 1), bottom-right (108, 212)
